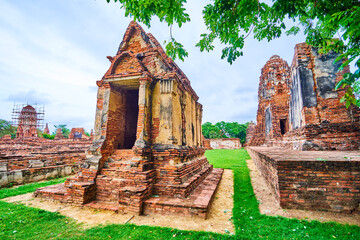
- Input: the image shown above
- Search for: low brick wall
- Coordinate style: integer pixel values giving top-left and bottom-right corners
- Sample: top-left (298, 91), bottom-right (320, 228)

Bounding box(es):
top-left (247, 147), bottom-right (360, 213)
top-left (204, 138), bottom-right (241, 150)
top-left (0, 165), bottom-right (77, 187)
top-left (0, 138), bottom-right (91, 187)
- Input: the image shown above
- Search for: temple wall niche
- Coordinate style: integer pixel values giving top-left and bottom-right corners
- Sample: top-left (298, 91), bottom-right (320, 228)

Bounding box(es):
top-left (289, 68), bottom-right (303, 130)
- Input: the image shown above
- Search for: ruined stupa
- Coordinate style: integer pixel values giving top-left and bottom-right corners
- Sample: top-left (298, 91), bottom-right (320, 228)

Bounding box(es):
top-left (35, 21), bottom-right (223, 218)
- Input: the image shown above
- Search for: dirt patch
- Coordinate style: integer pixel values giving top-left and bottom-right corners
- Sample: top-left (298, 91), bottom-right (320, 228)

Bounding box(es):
top-left (247, 158), bottom-right (360, 226)
top-left (3, 169), bottom-right (234, 234)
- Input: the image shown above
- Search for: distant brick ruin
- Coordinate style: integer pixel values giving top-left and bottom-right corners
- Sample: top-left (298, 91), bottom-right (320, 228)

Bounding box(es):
top-left (247, 43), bottom-right (360, 213)
top-left (69, 128), bottom-right (90, 139)
top-left (43, 123), bottom-right (50, 135)
top-left (248, 43), bottom-right (360, 150)
top-left (245, 121), bottom-right (255, 145)
top-left (36, 21), bottom-right (223, 218)
top-left (54, 128), bottom-right (64, 139)
top-left (203, 138), bottom-right (241, 150)
top-left (13, 105), bottom-right (43, 138)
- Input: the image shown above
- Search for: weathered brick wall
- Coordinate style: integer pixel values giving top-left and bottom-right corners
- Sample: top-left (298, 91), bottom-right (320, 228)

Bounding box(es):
top-left (0, 138), bottom-right (91, 187)
top-left (282, 43), bottom-right (360, 150)
top-left (248, 147), bottom-right (360, 213)
top-left (203, 138), bottom-right (212, 150)
top-left (247, 147), bottom-right (280, 200)
top-left (205, 138), bottom-right (242, 149)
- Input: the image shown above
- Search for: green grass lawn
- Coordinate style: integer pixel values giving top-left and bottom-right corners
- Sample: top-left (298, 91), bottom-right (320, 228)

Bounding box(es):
top-left (0, 149), bottom-right (359, 239)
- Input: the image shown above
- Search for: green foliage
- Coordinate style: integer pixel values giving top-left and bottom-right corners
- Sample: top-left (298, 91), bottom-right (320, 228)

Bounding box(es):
top-left (42, 133), bottom-right (55, 139)
top-left (164, 38), bottom-right (188, 61)
top-left (336, 59), bottom-right (360, 108)
top-left (107, 0), bottom-right (360, 107)
top-left (53, 124), bottom-right (70, 138)
top-left (202, 121), bottom-right (248, 143)
top-left (0, 119), bottom-right (17, 138)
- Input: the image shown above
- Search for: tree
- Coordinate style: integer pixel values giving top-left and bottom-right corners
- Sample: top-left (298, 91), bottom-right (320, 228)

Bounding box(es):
top-left (0, 119), bottom-right (17, 138)
top-left (107, 0), bottom-right (360, 107)
top-left (53, 124), bottom-right (71, 138)
top-left (202, 121), bottom-right (249, 143)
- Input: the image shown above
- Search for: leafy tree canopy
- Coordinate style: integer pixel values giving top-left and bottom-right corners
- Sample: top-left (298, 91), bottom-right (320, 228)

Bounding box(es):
top-left (202, 121), bottom-right (249, 143)
top-left (0, 119), bottom-right (17, 139)
top-left (107, 0), bottom-right (360, 107)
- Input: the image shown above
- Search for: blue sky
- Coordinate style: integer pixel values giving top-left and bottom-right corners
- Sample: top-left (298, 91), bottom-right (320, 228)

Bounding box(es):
top-left (0, 0), bottom-right (305, 133)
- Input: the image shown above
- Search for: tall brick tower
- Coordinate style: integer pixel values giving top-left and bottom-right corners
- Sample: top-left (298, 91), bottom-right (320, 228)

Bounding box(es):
top-left (36, 21), bottom-right (223, 218)
top-left (249, 55), bottom-right (291, 146)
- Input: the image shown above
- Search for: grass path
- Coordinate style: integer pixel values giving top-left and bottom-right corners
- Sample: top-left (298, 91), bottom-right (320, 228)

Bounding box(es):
top-left (205, 149), bottom-right (360, 240)
top-left (0, 149), bottom-right (359, 239)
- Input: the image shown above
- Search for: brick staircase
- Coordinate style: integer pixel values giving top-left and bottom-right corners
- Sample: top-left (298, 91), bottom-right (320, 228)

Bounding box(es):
top-left (85, 149), bottom-right (155, 213)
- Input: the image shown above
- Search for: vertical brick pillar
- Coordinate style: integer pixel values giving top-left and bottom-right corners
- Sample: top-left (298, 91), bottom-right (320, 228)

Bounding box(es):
top-left (135, 76), bottom-right (150, 148)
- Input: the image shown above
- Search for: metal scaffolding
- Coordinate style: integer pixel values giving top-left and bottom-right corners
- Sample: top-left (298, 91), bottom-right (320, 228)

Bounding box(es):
top-left (11, 103), bottom-right (45, 130)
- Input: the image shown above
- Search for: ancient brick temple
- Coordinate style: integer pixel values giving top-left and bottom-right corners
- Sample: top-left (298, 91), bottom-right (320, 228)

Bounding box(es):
top-left (248, 43), bottom-right (360, 150)
top-left (36, 21), bottom-right (223, 218)
top-left (16, 105), bottom-right (39, 138)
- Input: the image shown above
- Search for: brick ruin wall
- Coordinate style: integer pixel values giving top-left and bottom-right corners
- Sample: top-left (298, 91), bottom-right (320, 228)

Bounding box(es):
top-left (0, 138), bottom-right (91, 187)
top-left (247, 147), bottom-right (360, 213)
top-left (203, 138), bottom-right (241, 150)
top-left (281, 43), bottom-right (360, 150)
top-left (248, 43), bottom-right (360, 150)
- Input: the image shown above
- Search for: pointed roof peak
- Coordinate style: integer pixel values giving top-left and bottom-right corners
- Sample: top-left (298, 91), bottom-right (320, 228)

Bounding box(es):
top-left (117, 21), bottom-right (150, 54)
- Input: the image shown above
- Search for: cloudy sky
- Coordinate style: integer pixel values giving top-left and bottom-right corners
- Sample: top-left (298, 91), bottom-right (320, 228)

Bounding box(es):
top-left (0, 0), bottom-right (306, 133)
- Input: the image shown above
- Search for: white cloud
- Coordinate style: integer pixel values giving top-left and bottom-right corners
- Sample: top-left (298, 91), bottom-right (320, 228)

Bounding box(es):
top-left (0, 0), bottom-right (306, 132)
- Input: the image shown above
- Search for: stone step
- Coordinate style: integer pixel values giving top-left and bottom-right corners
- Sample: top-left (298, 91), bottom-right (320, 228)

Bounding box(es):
top-left (143, 168), bottom-right (224, 219)
top-left (34, 183), bottom-right (68, 202)
top-left (153, 164), bottom-right (213, 198)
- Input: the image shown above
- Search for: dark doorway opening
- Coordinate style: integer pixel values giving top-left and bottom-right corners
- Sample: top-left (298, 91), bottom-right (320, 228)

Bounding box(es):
top-left (123, 89), bottom-right (139, 149)
top-left (280, 119), bottom-right (288, 135)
